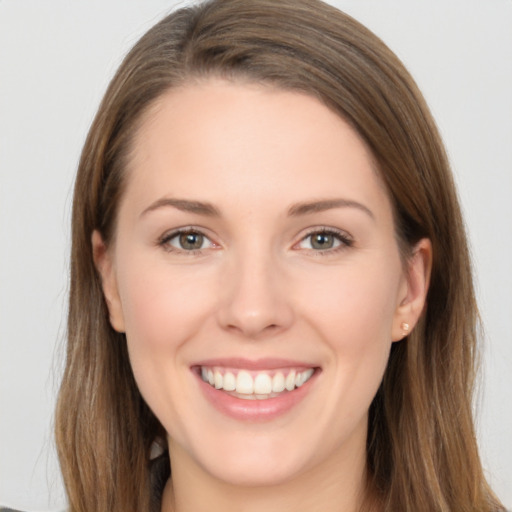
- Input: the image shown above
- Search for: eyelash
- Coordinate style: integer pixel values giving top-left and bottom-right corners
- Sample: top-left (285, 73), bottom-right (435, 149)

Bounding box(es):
top-left (296, 227), bottom-right (354, 256)
top-left (157, 226), bottom-right (354, 255)
top-left (158, 228), bottom-right (216, 255)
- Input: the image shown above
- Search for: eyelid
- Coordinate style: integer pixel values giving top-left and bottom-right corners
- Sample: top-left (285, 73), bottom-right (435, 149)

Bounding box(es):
top-left (293, 226), bottom-right (354, 253)
top-left (156, 225), bottom-right (353, 255)
top-left (157, 226), bottom-right (220, 254)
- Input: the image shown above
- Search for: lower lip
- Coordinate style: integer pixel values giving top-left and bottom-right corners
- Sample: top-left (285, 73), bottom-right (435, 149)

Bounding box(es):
top-left (194, 370), bottom-right (319, 422)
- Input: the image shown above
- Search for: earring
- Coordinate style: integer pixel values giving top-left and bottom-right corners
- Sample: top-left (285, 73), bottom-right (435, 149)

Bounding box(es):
top-left (149, 437), bottom-right (166, 460)
top-left (400, 322), bottom-right (410, 336)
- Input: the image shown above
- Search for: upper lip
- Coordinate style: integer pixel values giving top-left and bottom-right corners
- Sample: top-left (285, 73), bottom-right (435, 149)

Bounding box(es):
top-left (192, 357), bottom-right (318, 371)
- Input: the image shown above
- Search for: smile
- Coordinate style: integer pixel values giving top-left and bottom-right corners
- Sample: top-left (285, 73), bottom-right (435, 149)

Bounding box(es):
top-left (193, 360), bottom-right (319, 421)
top-left (200, 366), bottom-right (316, 399)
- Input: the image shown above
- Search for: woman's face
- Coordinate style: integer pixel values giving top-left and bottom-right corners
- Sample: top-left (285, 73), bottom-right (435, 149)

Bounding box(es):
top-left (95, 80), bottom-right (428, 488)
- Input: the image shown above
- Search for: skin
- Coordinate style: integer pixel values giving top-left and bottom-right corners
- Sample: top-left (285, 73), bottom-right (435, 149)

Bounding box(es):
top-left (93, 80), bottom-right (431, 512)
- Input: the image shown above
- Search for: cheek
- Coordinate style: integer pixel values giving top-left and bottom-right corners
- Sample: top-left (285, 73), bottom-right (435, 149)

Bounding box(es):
top-left (300, 257), bottom-right (401, 347)
top-left (298, 258), bottom-right (400, 415)
top-left (114, 255), bottom-right (216, 411)
top-left (118, 256), bottom-right (214, 352)
top-left (115, 260), bottom-right (221, 443)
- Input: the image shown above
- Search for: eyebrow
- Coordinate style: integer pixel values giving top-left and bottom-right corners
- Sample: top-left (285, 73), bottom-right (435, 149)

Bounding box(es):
top-left (287, 198), bottom-right (375, 220)
top-left (140, 198), bottom-right (221, 218)
top-left (140, 197), bottom-right (374, 220)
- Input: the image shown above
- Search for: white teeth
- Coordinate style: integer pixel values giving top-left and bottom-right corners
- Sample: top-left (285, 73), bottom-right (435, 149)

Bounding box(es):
top-left (285, 370), bottom-right (296, 391)
top-left (254, 373), bottom-right (272, 394)
top-left (236, 370), bottom-right (254, 394)
top-left (214, 370), bottom-right (223, 389)
top-left (272, 372), bottom-right (285, 393)
top-left (296, 368), bottom-right (314, 387)
top-left (223, 371), bottom-right (236, 391)
top-left (301, 368), bottom-right (314, 384)
top-left (200, 366), bottom-right (315, 397)
top-left (304, 368), bottom-right (314, 380)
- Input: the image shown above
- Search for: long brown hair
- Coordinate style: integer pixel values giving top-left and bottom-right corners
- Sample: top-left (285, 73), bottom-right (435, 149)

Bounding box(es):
top-left (55, 1), bottom-right (505, 510)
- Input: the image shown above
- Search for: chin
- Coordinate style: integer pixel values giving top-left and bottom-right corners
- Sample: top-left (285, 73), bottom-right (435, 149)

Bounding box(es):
top-left (201, 449), bottom-right (310, 488)
top-left (167, 424), bottom-right (319, 488)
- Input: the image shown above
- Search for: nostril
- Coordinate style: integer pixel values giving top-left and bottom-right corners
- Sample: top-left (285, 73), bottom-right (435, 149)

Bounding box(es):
top-left (223, 321), bottom-right (282, 340)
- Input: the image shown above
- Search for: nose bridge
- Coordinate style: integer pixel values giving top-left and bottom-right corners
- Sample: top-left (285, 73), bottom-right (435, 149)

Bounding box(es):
top-left (217, 238), bottom-right (293, 338)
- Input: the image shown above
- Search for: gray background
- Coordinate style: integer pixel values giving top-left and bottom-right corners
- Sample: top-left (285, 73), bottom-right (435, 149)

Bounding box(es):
top-left (1, 1), bottom-right (511, 510)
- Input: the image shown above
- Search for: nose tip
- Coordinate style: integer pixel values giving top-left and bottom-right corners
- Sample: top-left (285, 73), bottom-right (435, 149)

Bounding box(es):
top-left (216, 256), bottom-right (294, 339)
top-left (223, 310), bottom-right (281, 339)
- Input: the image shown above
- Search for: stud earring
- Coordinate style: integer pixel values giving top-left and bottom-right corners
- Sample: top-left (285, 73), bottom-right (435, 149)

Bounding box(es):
top-left (149, 437), bottom-right (166, 460)
top-left (400, 322), bottom-right (410, 336)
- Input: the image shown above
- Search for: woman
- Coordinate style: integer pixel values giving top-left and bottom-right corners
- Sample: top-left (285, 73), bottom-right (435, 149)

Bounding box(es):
top-left (54, 0), bottom-right (507, 511)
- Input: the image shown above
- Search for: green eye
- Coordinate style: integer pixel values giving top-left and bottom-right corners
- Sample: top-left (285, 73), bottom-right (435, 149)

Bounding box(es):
top-left (178, 232), bottom-right (205, 250)
top-left (161, 230), bottom-right (214, 252)
top-left (310, 233), bottom-right (336, 250)
top-left (296, 229), bottom-right (352, 252)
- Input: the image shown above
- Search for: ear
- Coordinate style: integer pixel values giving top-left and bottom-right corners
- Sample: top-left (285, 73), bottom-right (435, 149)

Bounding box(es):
top-left (91, 230), bottom-right (125, 333)
top-left (392, 238), bottom-right (432, 341)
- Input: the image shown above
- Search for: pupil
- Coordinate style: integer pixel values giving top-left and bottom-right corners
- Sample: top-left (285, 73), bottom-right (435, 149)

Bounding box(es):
top-left (180, 232), bottom-right (203, 250)
top-left (312, 233), bottom-right (333, 249)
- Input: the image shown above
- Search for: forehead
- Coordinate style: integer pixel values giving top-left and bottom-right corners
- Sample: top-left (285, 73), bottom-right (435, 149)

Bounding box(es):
top-left (122, 79), bottom-right (390, 220)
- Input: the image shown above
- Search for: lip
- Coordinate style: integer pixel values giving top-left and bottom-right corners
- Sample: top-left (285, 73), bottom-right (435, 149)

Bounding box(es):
top-left (192, 358), bottom-right (320, 422)
top-left (193, 357), bottom-right (316, 371)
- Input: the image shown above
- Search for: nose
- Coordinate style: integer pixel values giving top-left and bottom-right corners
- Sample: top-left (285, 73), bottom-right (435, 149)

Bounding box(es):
top-left (216, 247), bottom-right (294, 339)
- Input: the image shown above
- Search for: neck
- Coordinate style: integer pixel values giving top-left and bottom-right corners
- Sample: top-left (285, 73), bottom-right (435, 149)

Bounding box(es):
top-left (161, 432), bottom-right (373, 512)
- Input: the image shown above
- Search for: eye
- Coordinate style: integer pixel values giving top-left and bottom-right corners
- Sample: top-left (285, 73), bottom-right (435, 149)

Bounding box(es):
top-left (307, 232), bottom-right (339, 250)
top-left (159, 229), bottom-right (216, 252)
top-left (296, 228), bottom-right (353, 252)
